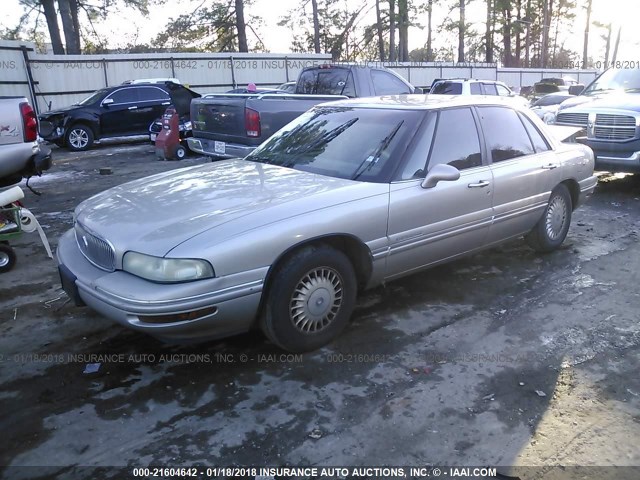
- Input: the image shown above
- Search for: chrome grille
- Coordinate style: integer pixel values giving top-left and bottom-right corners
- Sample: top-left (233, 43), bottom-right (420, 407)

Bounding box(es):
top-left (556, 112), bottom-right (589, 127)
top-left (595, 114), bottom-right (636, 127)
top-left (594, 127), bottom-right (636, 140)
top-left (593, 114), bottom-right (636, 141)
top-left (75, 222), bottom-right (115, 271)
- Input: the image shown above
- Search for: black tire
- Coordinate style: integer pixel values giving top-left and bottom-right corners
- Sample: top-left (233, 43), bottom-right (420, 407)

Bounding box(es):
top-left (65, 124), bottom-right (94, 151)
top-left (175, 145), bottom-right (187, 160)
top-left (525, 184), bottom-right (572, 253)
top-left (0, 243), bottom-right (16, 273)
top-left (260, 245), bottom-right (357, 352)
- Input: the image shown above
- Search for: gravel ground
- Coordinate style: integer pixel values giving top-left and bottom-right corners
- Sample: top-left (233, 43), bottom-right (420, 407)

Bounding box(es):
top-left (0, 139), bottom-right (639, 480)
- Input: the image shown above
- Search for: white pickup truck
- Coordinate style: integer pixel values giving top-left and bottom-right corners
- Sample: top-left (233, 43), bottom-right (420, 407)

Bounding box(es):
top-left (0, 96), bottom-right (51, 189)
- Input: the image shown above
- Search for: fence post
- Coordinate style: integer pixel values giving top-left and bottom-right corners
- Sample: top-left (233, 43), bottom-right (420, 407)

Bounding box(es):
top-left (20, 45), bottom-right (38, 115)
top-left (285, 56), bottom-right (289, 82)
top-left (170, 57), bottom-right (176, 78)
top-left (102, 58), bottom-right (108, 87)
top-left (230, 55), bottom-right (236, 89)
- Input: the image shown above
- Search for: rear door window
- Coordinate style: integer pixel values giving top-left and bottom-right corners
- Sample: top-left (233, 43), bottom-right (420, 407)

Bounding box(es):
top-left (482, 83), bottom-right (498, 95)
top-left (496, 84), bottom-right (511, 96)
top-left (519, 113), bottom-right (551, 153)
top-left (470, 83), bottom-right (482, 95)
top-left (430, 82), bottom-right (462, 95)
top-left (296, 68), bottom-right (356, 96)
top-left (478, 106), bottom-right (535, 162)
top-left (428, 108), bottom-right (483, 170)
top-left (105, 88), bottom-right (138, 105)
top-left (371, 70), bottom-right (412, 95)
top-left (137, 87), bottom-right (170, 103)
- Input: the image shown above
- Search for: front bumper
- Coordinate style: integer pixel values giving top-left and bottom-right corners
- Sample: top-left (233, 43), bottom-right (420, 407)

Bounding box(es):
top-left (577, 175), bottom-right (598, 207)
top-left (187, 137), bottom-right (255, 159)
top-left (56, 229), bottom-right (266, 343)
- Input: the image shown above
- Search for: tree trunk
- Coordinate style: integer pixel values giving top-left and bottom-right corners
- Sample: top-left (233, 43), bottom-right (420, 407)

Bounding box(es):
top-left (398, 0), bottom-right (409, 61)
top-left (524, 0), bottom-right (531, 67)
top-left (458, 0), bottom-right (465, 63)
top-left (611, 26), bottom-right (621, 63)
top-left (604, 23), bottom-right (612, 66)
top-left (502, 3), bottom-right (512, 66)
top-left (375, 0), bottom-right (385, 60)
top-left (235, 0), bottom-right (248, 52)
top-left (388, 0), bottom-right (396, 61)
top-left (58, 0), bottom-right (80, 54)
top-left (427, 0), bottom-right (433, 61)
top-left (515, 0), bottom-right (522, 66)
top-left (311, 0), bottom-right (321, 54)
top-left (70, 0), bottom-right (80, 47)
top-left (541, 0), bottom-right (549, 67)
top-left (582, 0), bottom-right (593, 68)
top-left (485, 0), bottom-right (493, 63)
top-left (41, 0), bottom-right (65, 54)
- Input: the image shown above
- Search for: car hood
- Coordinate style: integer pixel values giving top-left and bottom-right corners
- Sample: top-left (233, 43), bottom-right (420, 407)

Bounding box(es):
top-left (559, 91), bottom-right (640, 112)
top-left (39, 105), bottom-right (84, 119)
top-left (75, 159), bottom-right (366, 257)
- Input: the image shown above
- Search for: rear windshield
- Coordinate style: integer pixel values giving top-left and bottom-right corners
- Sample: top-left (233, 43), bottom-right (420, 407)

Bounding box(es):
top-left (430, 82), bottom-right (463, 95)
top-left (296, 68), bottom-right (355, 96)
top-left (246, 106), bottom-right (423, 183)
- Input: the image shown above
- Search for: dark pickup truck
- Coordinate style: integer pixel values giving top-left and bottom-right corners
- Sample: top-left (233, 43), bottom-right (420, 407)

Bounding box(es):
top-left (187, 64), bottom-right (419, 158)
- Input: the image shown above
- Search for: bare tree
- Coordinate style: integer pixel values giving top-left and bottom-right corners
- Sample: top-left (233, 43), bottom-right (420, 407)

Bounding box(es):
top-left (311, 0), bottom-right (321, 54)
top-left (458, 0), bottom-right (465, 62)
top-left (389, 0), bottom-right (396, 61)
top-left (611, 25), bottom-right (621, 63)
top-left (235, 0), bottom-right (248, 52)
top-left (57, 0), bottom-right (80, 54)
top-left (485, 0), bottom-right (493, 63)
top-left (398, 0), bottom-right (409, 61)
top-left (375, 0), bottom-right (385, 60)
top-left (41, 0), bottom-right (64, 54)
top-left (582, 0), bottom-right (592, 68)
top-left (427, 0), bottom-right (433, 61)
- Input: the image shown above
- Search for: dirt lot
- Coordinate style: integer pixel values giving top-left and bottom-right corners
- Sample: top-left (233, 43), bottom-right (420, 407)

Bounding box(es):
top-left (0, 140), bottom-right (639, 480)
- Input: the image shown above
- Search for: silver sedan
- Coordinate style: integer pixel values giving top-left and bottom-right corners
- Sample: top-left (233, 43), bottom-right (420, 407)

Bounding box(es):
top-left (57, 96), bottom-right (597, 352)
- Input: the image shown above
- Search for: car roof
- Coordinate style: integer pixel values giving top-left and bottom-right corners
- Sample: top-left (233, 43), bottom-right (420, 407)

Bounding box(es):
top-left (319, 94), bottom-right (525, 111)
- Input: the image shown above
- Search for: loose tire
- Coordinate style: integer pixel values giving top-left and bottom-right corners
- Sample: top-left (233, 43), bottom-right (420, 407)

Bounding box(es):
top-left (525, 184), bottom-right (572, 253)
top-left (261, 245), bottom-right (357, 352)
top-left (0, 243), bottom-right (16, 273)
top-left (65, 125), bottom-right (94, 151)
top-left (175, 145), bottom-right (187, 160)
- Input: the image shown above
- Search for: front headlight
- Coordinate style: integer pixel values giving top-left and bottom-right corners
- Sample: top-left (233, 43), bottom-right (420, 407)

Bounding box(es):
top-left (123, 251), bottom-right (214, 283)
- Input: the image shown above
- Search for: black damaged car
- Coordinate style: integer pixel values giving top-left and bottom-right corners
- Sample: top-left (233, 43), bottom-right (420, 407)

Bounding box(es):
top-left (38, 81), bottom-right (200, 151)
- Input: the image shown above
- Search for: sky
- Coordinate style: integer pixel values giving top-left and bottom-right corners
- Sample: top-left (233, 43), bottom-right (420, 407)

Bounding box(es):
top-left (2, 0), bottom-right (640, 65)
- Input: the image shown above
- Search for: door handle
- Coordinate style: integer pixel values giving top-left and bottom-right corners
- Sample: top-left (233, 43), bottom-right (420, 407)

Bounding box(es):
top-left (128, 106), bottom-right (138, 110)
top-left (468, 180), bottom-right (490, 188)
top-left (542, 163), bottom-right (558, 170)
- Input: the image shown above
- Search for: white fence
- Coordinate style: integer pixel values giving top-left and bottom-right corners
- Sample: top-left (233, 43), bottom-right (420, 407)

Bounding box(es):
top-left (0, 39), bottom-right (599, 115)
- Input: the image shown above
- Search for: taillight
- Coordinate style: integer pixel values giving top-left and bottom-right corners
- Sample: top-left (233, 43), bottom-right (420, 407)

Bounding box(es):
top-left (20, 102), bottom-right (38, 142)
top-left (245, 108), bottom-right (261, 137)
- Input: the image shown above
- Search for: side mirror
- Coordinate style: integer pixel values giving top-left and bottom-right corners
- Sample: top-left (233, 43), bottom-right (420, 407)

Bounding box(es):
top-left (101, 98), bottom-right (114, 107)
top-left (568, 85), bottom-right (584, 95)
top-left (413, 86), bottom-right (423, 94)
top-left (421, 163), bottom-right (461, 189)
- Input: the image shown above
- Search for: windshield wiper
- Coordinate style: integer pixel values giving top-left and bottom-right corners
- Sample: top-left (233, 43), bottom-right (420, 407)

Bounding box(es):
top-left (351, 120), bottom-right (404, 180)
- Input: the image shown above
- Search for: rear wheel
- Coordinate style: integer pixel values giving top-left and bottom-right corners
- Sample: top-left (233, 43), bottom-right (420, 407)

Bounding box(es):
top-left (525, 184), bottom-right (572, 252)
top-left (0, 243), bottom-right (16, 273)
top-left (260, 245), bottom-right (357, 352)
top-left (65, 125), bottom-right (94, 151)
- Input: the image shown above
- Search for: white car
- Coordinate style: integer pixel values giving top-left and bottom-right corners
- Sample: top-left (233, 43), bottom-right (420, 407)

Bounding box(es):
top-left (430, 79), bottom-right (529, 108)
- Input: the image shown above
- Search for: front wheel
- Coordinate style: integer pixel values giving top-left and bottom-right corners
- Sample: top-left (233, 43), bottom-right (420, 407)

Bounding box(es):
top-left (525, 184), bottom-right (572, 253)
top-left (0, 243), bottom-right (17, 273)
top-left (175, 145), bottom-right (187, 160)
top-left (260, 245), bottom-right (357, 352)
top-left (65, 125), bottom-right (94, 151)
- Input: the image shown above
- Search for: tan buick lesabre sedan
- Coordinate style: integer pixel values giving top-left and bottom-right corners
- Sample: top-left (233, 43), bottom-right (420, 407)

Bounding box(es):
top-left (57, 95), bottom-right (596, 352)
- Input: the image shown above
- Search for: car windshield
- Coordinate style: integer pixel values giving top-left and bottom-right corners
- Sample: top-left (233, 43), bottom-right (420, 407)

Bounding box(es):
top-left (430, 82), bottom-right (463, 95)
top-left (78, 89), bottom-right (108, 105)
top-left (583, 69), bottom-right (640, 95)
top-left (245, 106), bottom-right (423, 183)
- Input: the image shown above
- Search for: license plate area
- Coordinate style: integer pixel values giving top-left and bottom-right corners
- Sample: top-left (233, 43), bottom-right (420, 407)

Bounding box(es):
top-left (214, 141), bottom-right (226, 154)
